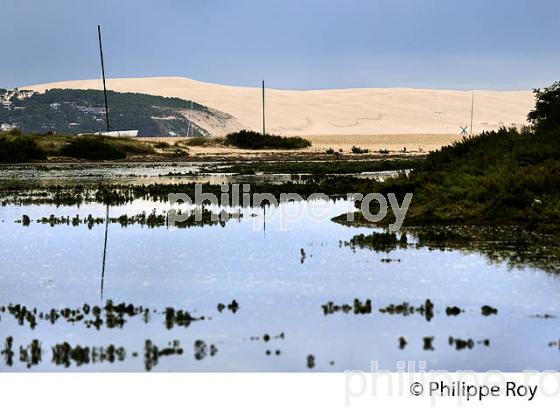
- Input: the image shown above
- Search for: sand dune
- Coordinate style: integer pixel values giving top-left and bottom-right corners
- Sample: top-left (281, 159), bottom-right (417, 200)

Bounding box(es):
top-left (24, 77), bottom-right (535, 136)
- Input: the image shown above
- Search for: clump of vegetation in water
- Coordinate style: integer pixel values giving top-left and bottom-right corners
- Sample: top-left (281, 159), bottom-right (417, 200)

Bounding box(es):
top-left (144, 339), bottom-right (183, 371)
top-left (1, 337), bottom-right (14, 367)
top-left (448, 337), bottom-right (490, 350)
top-left (481, 305), bottom-right (498, 316)
top-left (321, 298), bottom-right (372, 315)
top-left (51, 342), bottom-right (126, 367)
top-left (306, 354), bottom-right (315, 369)
top-left (379, 299), bottom-right (434, 321)
top-left (194, 340), bottom-right (218, 361)
top-left (423, 337), bottom-right (435, 351)
top-left (343, 231), bottom-right (407, 252)
top-left (225, 130), bottom-right (311, 149)
top-left (446, 306), bottom-right (462, 316)
top-left (16, 208), bottom-right (238, 229)
top-left (0, 301), bottom-right (205, 331)
top-left (217, 300), bottom-right (240, 313)
top-left (164, 308), bottom-right (201, 329)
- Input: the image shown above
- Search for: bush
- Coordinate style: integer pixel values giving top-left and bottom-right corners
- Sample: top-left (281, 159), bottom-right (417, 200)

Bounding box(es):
top-left (154, 141), bottom-right (170, 149)
top-left (225, 130), bottom-right (311, 150)
top-left (0, 135), bottom-right (46, 163)
top-left (184, 137), bottom-right (208, 146)
top-left (351, 146), bottom-right (369, 154)
top-left (528, 81), bottom-right (560, 132)
top-left (61, 136), bottom-right (127, 160)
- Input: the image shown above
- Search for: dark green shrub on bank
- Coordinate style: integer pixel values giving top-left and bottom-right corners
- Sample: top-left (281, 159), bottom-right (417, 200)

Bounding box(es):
top-left (0, 134), bottom-right (46, 163)
top-left (225, 130), bottom-right (311, 149)
top-left (528, 81), bottom-right (560, 132)
top-left (61, 136), bottom-right (125, 160)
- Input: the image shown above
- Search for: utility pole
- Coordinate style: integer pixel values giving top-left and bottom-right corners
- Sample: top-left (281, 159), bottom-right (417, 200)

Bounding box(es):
top-left (470, 92), bottom-right (474, 136)
top-left (262, 80), bottom-right (266, 135)
top-left (98, 25), bottom-right (110, 132)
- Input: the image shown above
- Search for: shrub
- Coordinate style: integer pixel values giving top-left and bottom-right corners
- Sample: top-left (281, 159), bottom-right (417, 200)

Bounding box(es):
top-left (225, 130), bottom-right (311, 150)
top-left (61, 136), bottom-right (127, 160)
top-left (528, 81), bottom-right (560, 132)
top-left (184, 137), bottom-right (208, 146)
top-left (154, 141), bottom-right (170, 149)
top-left (9, 128), bottom-right (23, 136)
top-left (0, 135), bottom-right (46, 163)
top-left (351, 145), bottom-right (369, 154)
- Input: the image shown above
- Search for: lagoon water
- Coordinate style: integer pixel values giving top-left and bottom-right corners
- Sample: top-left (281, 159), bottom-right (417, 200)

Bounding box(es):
top-left (1, 168), bottom-right (559, 372)
top-left (0, 164), bottom-right (560, 372)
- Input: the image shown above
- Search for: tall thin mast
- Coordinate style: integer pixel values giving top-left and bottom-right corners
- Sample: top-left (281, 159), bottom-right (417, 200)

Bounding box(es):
top-left (262, 80), bottom-right (266, 135)
top-left (98, 25), bottom-right (110, 132)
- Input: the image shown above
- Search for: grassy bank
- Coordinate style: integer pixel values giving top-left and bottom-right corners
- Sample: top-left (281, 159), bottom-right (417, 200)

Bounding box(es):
top-left (0, 132), bottom-right (158, 162)
top-left (344, 126), bottom-right (560, 232)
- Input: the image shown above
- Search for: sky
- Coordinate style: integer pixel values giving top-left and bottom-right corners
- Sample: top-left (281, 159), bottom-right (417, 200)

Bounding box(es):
top-left (1, 0), bottom-right (559, 90)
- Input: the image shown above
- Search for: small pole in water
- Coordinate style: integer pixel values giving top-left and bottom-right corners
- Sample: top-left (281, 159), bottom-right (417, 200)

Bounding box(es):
top-left (98, 25), bottom-right (110, 132)
top-left (470, 91), bottom-right (474, 136)
top-left (262, 80), bottom-right (266, 135)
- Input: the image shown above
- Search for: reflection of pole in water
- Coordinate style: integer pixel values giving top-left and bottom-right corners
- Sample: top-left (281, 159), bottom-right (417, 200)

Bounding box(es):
top-left (100, 203), bottom-right (109, 300)
top-left (263, 204), bottom-right (266, 237)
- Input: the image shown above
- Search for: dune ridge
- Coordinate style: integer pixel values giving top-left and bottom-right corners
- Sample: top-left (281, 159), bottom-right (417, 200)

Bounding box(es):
top-left (24, 77), bottom-right (534, 136)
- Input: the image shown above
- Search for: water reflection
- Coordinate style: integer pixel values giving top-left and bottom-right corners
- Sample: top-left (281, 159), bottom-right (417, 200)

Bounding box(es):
top-left (100, 204), bottom-right (109, 300)
top-left (1, 199), bottom-right (560, 371)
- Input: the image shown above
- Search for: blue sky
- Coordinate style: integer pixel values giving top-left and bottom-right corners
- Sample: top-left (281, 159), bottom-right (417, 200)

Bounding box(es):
top-left (2, 0), bottom-right (559, 90)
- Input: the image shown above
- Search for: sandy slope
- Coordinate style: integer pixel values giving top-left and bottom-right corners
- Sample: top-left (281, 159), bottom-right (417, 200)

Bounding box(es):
top-left (24, 77), bottom-right (534, 136)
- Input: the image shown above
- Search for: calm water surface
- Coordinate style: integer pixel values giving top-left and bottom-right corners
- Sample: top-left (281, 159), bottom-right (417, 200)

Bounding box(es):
top-left (1, 171), bottom-right (559, 372)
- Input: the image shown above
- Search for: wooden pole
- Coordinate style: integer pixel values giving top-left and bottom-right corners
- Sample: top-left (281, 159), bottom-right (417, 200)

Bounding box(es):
top-left (470, 92), bottom-right (474, 136)
top-left (262, 80), bottom-right (266, 135)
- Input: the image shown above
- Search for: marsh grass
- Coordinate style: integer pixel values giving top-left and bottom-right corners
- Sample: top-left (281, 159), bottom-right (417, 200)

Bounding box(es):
top-left (0, 132), bottom-right (155, 162)
top-left (0, 132), bottom-right (45, 163)
top-left (61, 135), bottom-right (155, 160)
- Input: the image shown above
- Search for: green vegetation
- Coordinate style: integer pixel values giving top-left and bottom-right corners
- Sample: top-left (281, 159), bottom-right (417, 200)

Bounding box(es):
top-left (528, 81), bottom-right (560, 132)
top-left (225, 130), bottom-right (311, 149)
top-left (0, 131), bottom-right (45, 163)
top-left (344, 231), bottom-right (408, 252)
top-left (373, 127), bottom-right (560, 231)
top-left (351, 145), bottom-right (369, 154)
top-left (61, 135), bottom-right (154, 160)
top-left (0, 88), bottom-right (209, 136)
top-left (178, 136), bottom-right (224, 147)
top-left (0, 131), bottom-right (157, 162)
